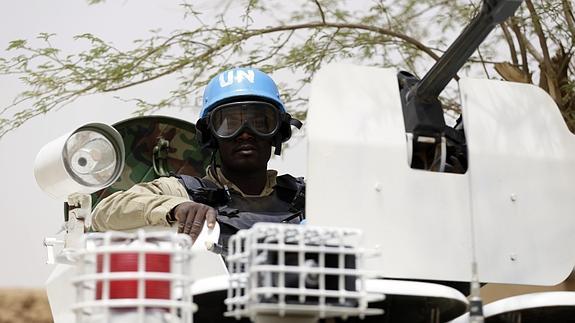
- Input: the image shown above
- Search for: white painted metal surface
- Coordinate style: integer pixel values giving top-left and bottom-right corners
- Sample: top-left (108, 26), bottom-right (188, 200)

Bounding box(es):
top-left (307, 64), bottom-right (473, 282)
top-left (365, 279), bottom-right (468, 303)
top-left (46, 264), bottom-right (77, 323)
top-left (461, 78), bottom-right (575, 284)
top-left (307, 63), bottom-right (575, 285)
top-left (190, 275), bottom-right (229, 296)
top-left (365, 279), bottom-right (468, 322)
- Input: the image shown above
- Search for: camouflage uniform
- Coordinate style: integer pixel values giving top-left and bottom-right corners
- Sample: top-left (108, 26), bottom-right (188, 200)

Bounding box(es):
top-left (90, 167), bottom-right (278, 232)
top-left (91, 115), bottom-right (212, 208)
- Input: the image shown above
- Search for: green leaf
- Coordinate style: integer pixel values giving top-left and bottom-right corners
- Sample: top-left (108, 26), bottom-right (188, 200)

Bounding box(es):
top-left (7, 39), bottom-right (26, 50)
top-left (37, 33), bottom-right (56, 41)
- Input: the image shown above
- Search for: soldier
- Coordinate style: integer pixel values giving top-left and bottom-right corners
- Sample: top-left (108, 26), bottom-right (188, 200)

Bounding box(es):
top-left (91, 67), bottom-right (304, 248)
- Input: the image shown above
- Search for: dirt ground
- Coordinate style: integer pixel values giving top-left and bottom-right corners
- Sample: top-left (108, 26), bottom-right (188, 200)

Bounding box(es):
top-left (0, 289), bottom-right (52, 323)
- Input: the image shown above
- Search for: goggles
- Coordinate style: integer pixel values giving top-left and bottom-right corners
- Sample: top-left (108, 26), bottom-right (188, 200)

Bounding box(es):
top-left (209, 101), bottom-right (281, 139)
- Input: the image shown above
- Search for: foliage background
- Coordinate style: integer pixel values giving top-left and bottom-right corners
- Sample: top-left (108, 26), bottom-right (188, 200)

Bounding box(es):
top-left (1, 0), bottom-right (573, 137)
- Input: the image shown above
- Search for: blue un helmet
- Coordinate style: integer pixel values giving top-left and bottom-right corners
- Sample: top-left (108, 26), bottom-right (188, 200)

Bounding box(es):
top-left (196, 67), bottom-right (302, 155)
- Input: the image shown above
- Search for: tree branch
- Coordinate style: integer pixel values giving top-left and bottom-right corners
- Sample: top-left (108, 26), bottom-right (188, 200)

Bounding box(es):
top-left (562, 0), bottom-right (575, 46)
top-left (476, 46), bottom-right (491, 79)
top-left (98, 21), bottom-right (441, 93)
top-left (510, 17), bottom-right (543, 64)
top-left (246, 21), bottom-right (440, 61)
top-left (525, 0), bottom-right (552, 66)
top-left (313, 0), bottom-right (326, 24)
top-left (240, 30), bottom-right (295, 67)
top-left (525, 0), bottom-right (560, 102)
top-left (510, 18), bottom-right (534, 81)
top-left (500, 22), bottom-right (519, 66)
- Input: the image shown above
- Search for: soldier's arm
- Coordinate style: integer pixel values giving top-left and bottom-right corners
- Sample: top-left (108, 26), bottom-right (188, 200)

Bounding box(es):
top-left (91, 176), bottom-right (190, 231)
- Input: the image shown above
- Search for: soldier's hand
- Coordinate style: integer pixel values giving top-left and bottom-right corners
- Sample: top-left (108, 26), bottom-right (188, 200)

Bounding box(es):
top-left (171, 201), bottom-right (217, 242)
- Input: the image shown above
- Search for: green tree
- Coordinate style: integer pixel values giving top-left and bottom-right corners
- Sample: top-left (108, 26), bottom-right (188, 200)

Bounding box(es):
top-left (0, 0), bottom-right (573, 138)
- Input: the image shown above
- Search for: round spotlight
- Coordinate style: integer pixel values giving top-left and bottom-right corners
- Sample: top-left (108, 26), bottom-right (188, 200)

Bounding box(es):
top-left (34, 123), bottom-right (125, 199)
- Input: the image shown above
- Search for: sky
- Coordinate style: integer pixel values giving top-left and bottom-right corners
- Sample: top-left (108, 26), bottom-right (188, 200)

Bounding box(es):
top-left (0, 0), bottom-right (306, 287)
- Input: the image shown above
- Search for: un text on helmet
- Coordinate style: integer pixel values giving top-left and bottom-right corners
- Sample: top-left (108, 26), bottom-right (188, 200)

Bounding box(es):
top-left (219, 69), bottom-right (255, 88)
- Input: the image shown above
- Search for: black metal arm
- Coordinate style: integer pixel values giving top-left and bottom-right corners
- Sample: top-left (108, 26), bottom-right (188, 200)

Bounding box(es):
top-left (400, 0), bottom-right (524, 136)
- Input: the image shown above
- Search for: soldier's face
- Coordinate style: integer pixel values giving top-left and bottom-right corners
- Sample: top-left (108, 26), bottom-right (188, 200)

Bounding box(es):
top-left (217, 130), bottom-right (272, 173)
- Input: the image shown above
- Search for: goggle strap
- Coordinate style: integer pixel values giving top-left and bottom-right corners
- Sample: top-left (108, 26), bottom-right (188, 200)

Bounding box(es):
top-left (209, 150), bottom-right (226, 187)
top-left (273, 135), bottom-right (282, 156)
top-left (289, 117), bottom-right (303, 129)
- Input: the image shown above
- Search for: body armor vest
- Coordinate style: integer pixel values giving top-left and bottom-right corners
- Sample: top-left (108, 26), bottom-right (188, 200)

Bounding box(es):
top-left (176, 174), bottom-right (305, 249)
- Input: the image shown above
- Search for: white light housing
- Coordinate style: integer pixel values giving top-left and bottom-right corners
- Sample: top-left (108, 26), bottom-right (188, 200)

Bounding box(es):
top-left (34, 123), bottom-right (125, 199)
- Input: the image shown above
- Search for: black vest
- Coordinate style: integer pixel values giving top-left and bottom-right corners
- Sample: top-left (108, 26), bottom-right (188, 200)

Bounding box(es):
top-left (176, 174), bottom-right (305, 249)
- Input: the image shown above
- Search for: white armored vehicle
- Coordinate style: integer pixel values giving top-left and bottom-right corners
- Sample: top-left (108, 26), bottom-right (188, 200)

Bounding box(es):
top-left (34, 0), bottom-right (575, 322)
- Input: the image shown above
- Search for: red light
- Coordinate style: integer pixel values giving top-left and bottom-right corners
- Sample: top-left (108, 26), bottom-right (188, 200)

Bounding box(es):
top-left (95, 253), bottom-right (171, 302)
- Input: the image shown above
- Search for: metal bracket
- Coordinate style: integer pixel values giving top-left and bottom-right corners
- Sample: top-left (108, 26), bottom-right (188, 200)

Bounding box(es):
top-left (153, 137), bottom-right (171, 177)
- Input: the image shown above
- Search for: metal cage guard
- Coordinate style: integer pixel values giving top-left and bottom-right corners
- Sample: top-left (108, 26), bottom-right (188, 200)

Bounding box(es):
top-left (72, 230), bottom-right (196, 323)
top-left (225, 223), bottom-right (382, 322)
